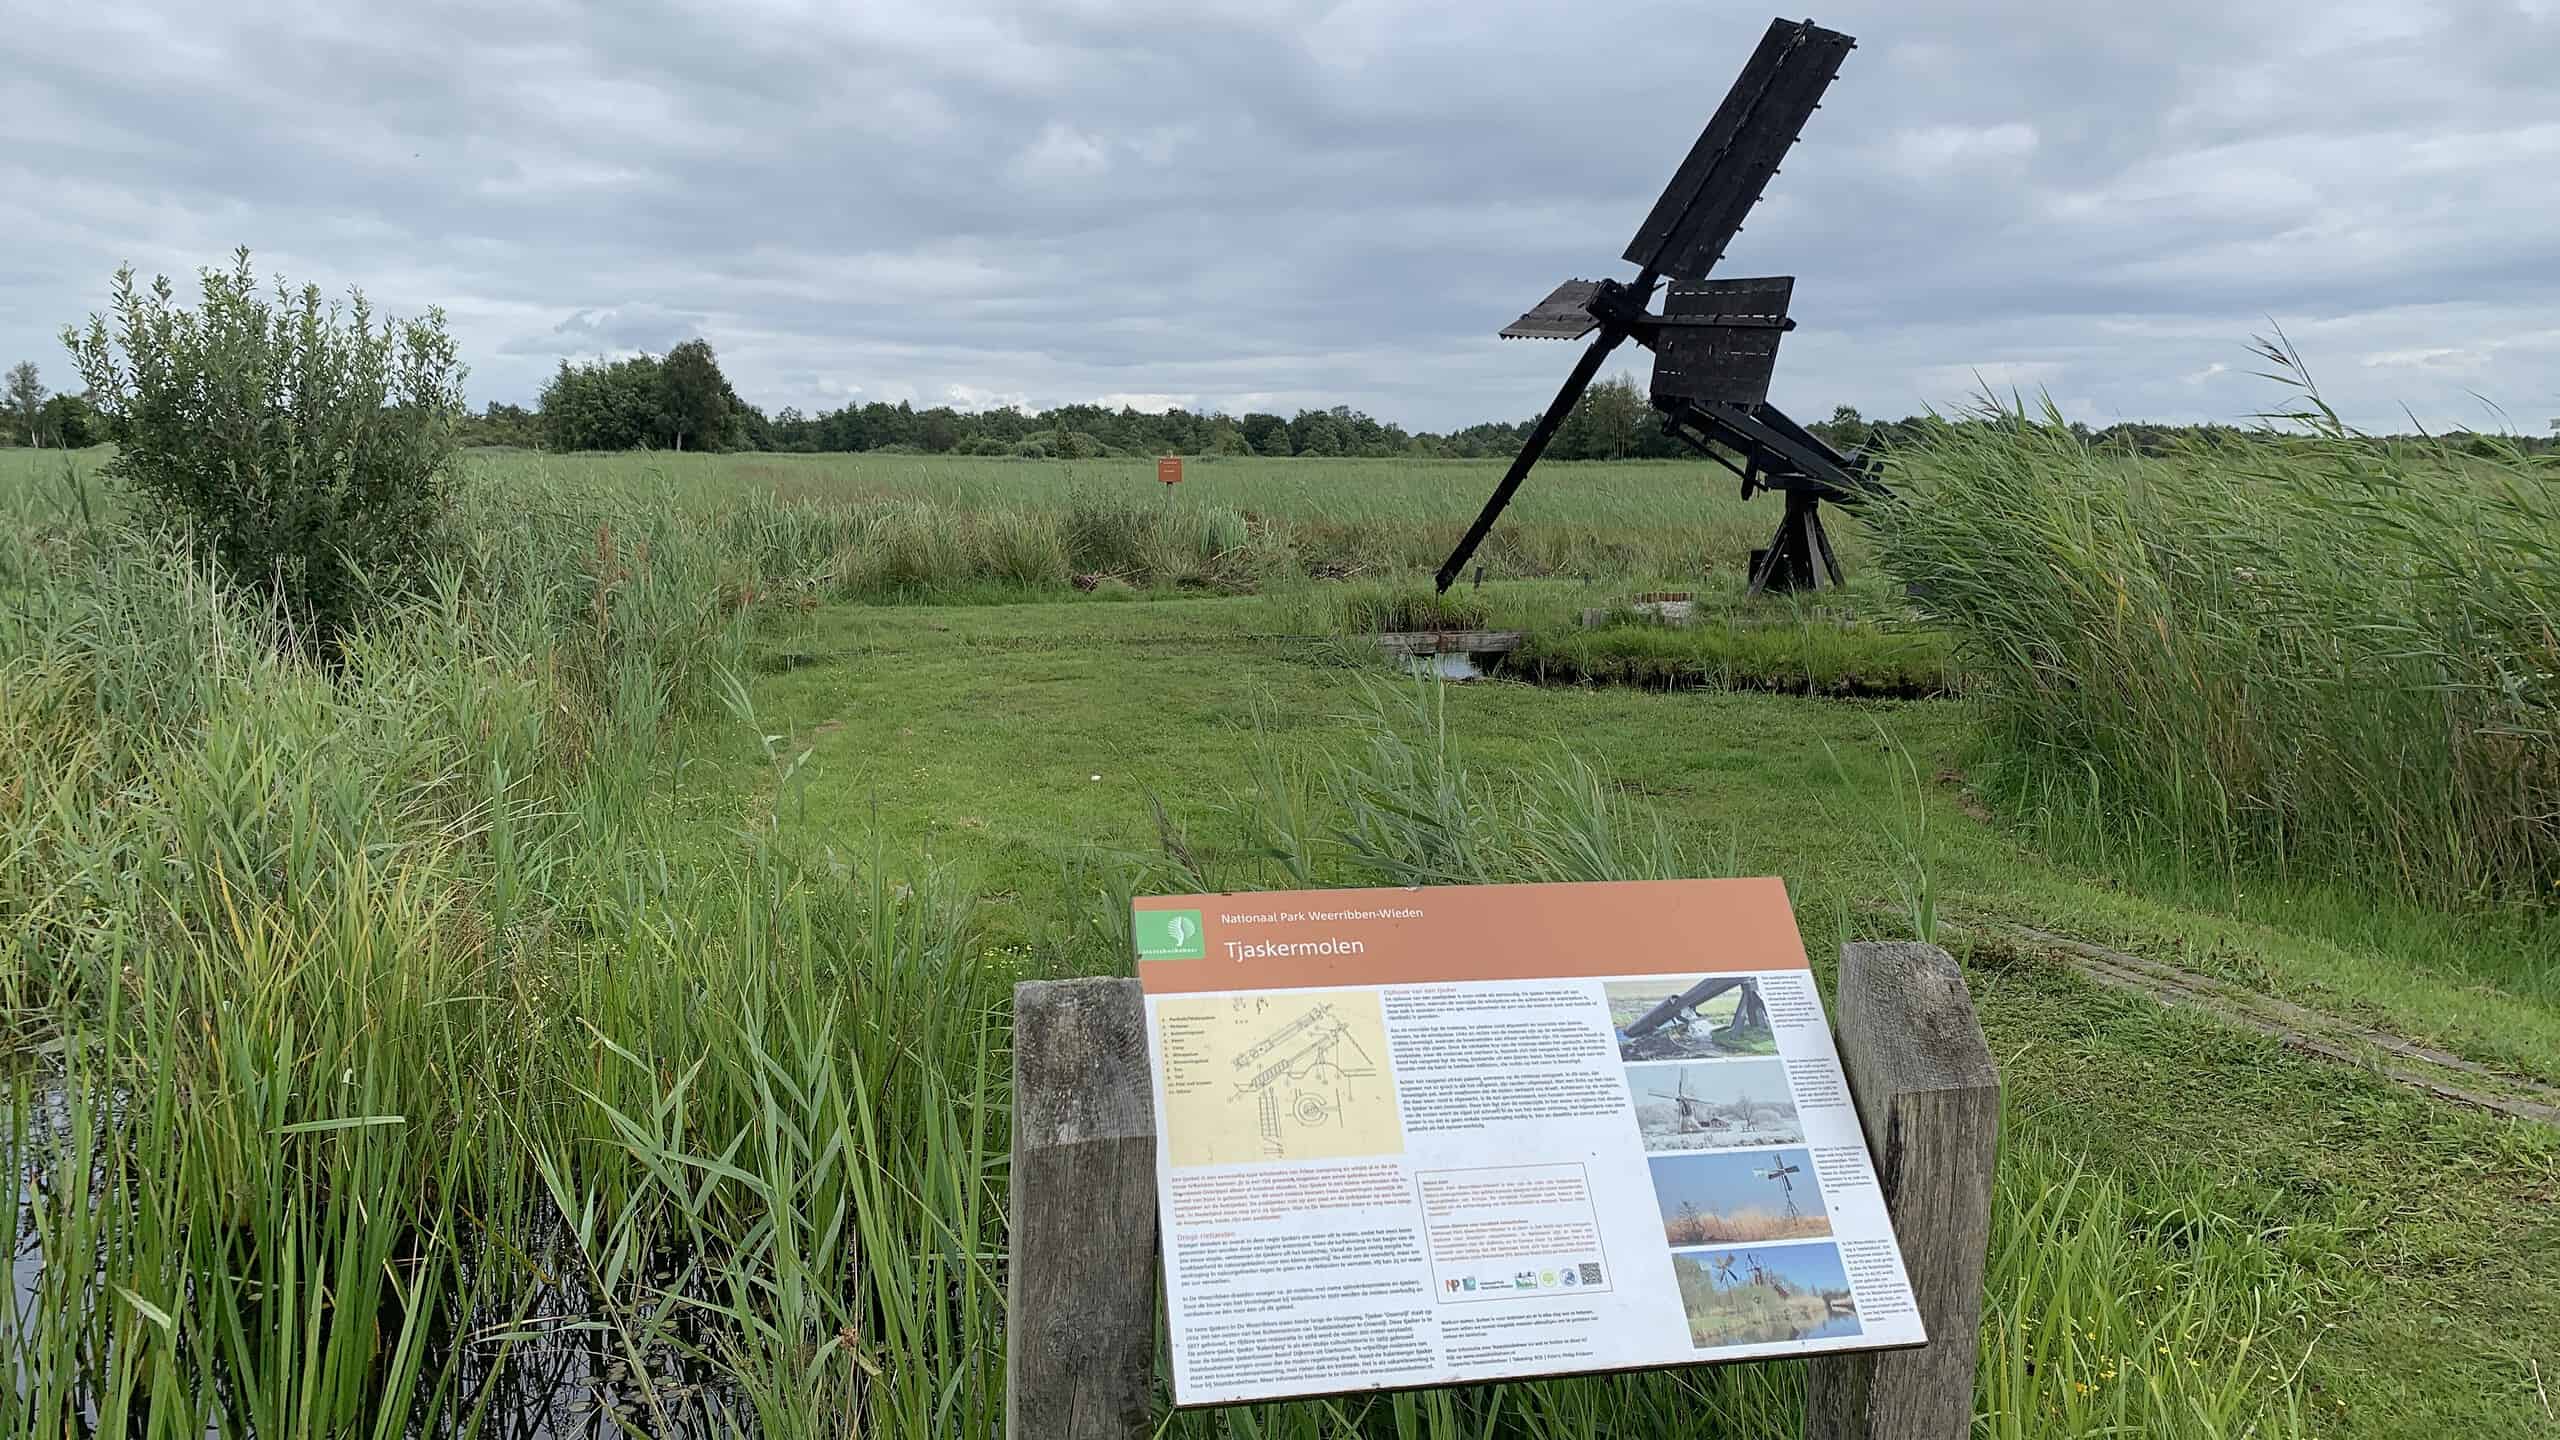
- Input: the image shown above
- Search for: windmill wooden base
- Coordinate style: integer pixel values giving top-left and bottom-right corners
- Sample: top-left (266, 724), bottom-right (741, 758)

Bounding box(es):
top-left (1748, 489), bottom-right (1848, 596)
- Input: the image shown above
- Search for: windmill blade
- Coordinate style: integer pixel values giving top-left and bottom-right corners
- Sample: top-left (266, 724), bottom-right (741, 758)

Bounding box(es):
top-left (1624, 19), bottom-right (1854, 285)
top-left (1433, 326), bottom-right (1624, 592)
top-left (1501, 279), bottom-right (1603, 340)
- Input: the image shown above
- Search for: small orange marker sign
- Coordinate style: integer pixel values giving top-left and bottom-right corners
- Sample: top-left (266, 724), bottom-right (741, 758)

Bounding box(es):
top-left (1158, 456), bottom-right (1183, 486)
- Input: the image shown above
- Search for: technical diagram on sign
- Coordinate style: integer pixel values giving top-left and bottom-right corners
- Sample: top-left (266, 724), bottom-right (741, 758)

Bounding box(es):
top-left (1153, 989), bottom-right (1402, 1168)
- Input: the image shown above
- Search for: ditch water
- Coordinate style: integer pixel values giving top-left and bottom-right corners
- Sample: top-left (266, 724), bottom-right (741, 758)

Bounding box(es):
top-left (1399, 651), bottom-right (1488, 681)
top-left (9, 1146), bottom-right (41, 1413)
top-left (7, 1080), bottom-right (745, 1439)
top-left (8, 1085), bottom-right (63, 1279)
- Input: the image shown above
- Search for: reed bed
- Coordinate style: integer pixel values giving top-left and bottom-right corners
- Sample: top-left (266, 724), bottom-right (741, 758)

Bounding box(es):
top-left (1869, 380), bottom-right (2559, 916)
top-left (1, 453), bottom-right (1018, 1436)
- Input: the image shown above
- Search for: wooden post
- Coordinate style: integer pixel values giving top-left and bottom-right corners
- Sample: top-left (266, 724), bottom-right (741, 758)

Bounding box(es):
top-left (1804, 941), bottom-right (2003, 1440)
top-left (1008, 978), bottom-right (1158, 1440)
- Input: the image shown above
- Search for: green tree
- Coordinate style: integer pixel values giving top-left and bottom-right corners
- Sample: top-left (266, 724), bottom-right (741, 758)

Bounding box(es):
top-left (1553, 373), bottom-right (1649, 459)
top-left (5, 362), bottom-right (43, 447)
top-left (1288, 409), bottom-right (1345, 457)
top-left (65, 249), bottom-right (466, 652)
top-left (456, 400), bottom-right (539, 448)
top-left (35, 392), bottom-right (97, 447)
top-left (1239, 411), bottom-right (1289, 456)
top-left (1810, 403), bottom-right (1869, 452)
top-left (659, 337), bottom-right (732, 451)
top-left (540, 355), bottom-right (664, 450)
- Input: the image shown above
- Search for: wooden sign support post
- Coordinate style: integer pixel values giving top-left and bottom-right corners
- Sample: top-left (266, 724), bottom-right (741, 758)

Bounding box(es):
top-left (1008, 942), bottom-right (2000, 1440)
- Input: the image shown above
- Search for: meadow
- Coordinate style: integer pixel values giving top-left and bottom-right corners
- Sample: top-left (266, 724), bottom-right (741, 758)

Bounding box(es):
top-left (4, 425), bottom-right (2556, 1439)
top-left (490, 447), bottom-right (1827, 594)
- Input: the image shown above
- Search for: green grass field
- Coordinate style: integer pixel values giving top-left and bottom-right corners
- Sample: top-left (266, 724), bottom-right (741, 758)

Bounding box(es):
top-left (5, 439), bottom-right (2555, 1438)
top-left (477, 446), bottom-right (1835, 591)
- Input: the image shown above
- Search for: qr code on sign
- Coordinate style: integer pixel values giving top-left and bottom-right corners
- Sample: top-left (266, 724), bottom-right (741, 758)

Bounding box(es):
top-left (1578, 1262), bottom-right (1603, 1286)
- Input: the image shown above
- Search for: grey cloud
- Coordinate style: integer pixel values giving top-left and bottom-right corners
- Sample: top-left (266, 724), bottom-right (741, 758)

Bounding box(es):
top-left (2, 0), bottom-right (2556, 434)
top-left (498, 304), bottom-right (713, 358)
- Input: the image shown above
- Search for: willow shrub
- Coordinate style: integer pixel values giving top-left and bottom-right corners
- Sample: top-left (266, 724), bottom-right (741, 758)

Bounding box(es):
top-left (64, 248), bottom-right (466, 652)
top-left (1869, 362), bottom-right (2558, 913)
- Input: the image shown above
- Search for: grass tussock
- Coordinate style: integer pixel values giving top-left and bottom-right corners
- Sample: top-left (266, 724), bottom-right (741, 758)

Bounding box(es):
top-left (1507, 601), bottom-right (1958, 698)
top-left (1274, 579), bottom-right (1498, 634)
top-left (1871, 361), bottom-right (2558, 913)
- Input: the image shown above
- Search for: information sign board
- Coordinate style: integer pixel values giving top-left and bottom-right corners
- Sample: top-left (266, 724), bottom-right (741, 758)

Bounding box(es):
top-left (1135, 877), bottom-right (1925, 1406)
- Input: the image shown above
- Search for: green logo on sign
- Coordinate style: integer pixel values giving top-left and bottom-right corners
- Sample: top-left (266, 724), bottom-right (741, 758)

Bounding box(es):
top-left (1134, 908), bottom-right (1206, 960)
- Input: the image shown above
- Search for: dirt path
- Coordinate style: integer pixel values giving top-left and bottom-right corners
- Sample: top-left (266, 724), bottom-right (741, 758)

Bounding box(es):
top-left (1954, 916), bottom-right (2560, 1128)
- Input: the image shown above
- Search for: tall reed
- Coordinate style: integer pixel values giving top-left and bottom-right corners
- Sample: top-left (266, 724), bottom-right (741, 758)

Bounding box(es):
top-left (1871, 367), bottom-right (2558, 916)
top-left (0, 453), bottom-right (1014, 1436)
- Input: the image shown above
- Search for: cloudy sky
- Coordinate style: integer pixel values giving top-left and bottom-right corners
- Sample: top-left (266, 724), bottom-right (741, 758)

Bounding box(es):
top-left (5, 0), bottom-right (2558, 433)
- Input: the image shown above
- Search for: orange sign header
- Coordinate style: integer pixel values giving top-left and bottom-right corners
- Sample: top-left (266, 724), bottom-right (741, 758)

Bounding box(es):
top-left (1134, 877), bottom-right (1806, 994)
top-left (1157, 456), bottom-right (1184, 485)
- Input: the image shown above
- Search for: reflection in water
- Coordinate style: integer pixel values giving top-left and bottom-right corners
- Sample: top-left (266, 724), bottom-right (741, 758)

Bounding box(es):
top-left (1794, 1310), bottom-right (1862, 1342)
top-left (8, 1084), bottom-right (72, 1430)
top-left (427, 1232), bottom-right (741, 1440)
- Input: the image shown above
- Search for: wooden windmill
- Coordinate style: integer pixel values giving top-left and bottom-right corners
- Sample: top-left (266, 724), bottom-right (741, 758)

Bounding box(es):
top-left (1754, 1151), bottom-right (1805, 1218)
top-left (1435, 17), bottom-right (1890, 598)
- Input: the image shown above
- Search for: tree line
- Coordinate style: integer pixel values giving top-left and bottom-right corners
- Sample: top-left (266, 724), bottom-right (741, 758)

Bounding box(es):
top-left (439, 346), bottom-right (1962, 461)
top-left (3, 362), bottom-right (103, 448)
top-left (450, 344), bottom-right (2560, 463)
top-left (19, 330), bottom-right (2556, 462)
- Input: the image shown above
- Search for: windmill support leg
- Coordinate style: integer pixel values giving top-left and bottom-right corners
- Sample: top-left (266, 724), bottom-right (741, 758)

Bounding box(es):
top-left (1435, 324), bottom-right (1625, 592)
top-left (1733, 980), bottom-right (1772, 1034)
top-left (1809, 504), bottom-right (1844, 587)
top-left (1748, 491), bottom-right (1845, 596)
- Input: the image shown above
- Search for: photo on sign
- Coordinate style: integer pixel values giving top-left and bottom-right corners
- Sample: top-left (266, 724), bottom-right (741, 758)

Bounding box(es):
top-left (1627, 1058), bottom-right (1804, 1150)
top-left (1604, 975), bottom-right (1777, 1062)
top-left (1650, 1148), bottom-right (1830, 1244)
top-left (1668, 1242), bottom-right (1861, 1349)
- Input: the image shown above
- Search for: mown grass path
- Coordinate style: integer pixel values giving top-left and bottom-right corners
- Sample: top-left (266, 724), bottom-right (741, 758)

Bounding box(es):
top-left (703, 593), bottom-right (2560, 1438)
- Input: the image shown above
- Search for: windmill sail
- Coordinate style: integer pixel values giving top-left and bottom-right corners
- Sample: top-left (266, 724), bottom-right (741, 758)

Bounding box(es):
top-left (1623, 19), bottom-right (1855, 284)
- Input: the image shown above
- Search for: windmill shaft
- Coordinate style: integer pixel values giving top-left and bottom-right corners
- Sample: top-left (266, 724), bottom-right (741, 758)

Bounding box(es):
top-left (1434, 325), bottom-right (1624, 592)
